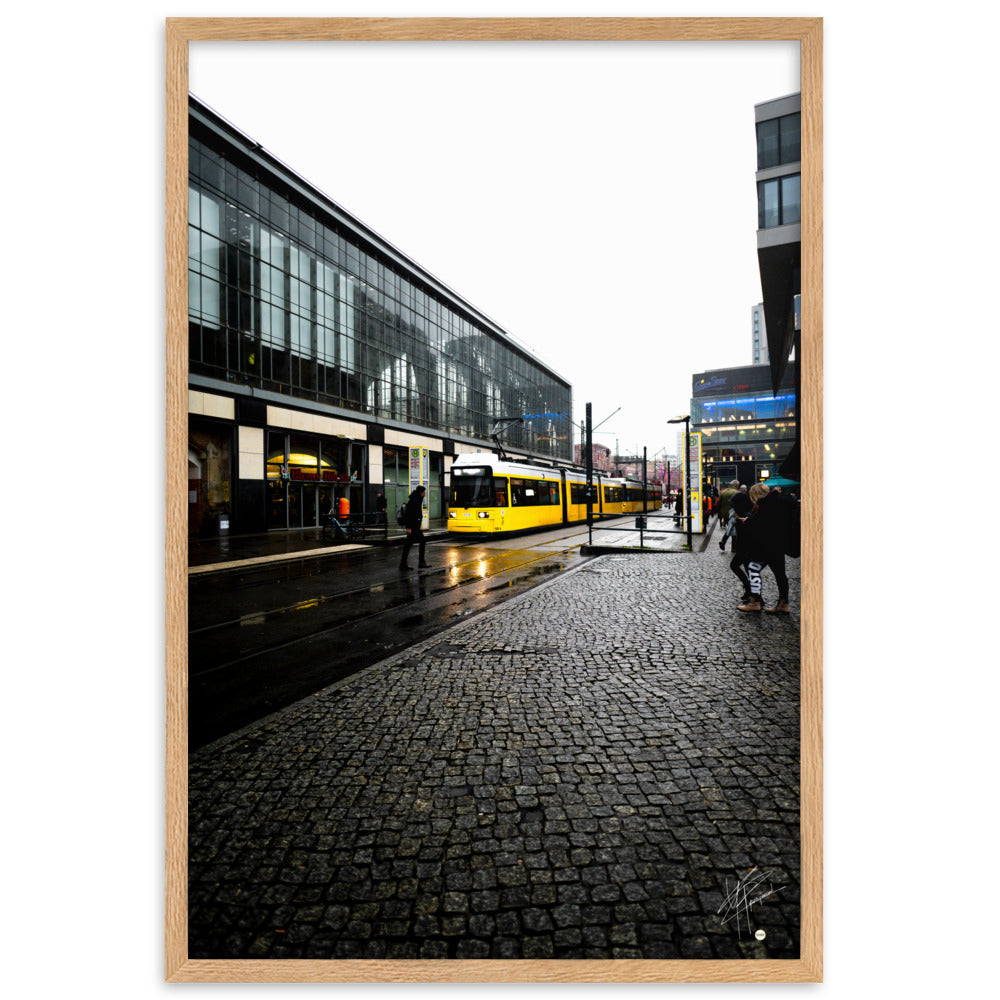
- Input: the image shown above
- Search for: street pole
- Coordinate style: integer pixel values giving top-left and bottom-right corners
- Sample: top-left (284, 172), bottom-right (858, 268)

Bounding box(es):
top-left (585, 402), bottom-right (594, 544)
top-left (641, 445), bottom-right (648, 546)
top-left (667, 414), bottom-right (693, 546)
top-left (684, 421), bottom-right (692, 550)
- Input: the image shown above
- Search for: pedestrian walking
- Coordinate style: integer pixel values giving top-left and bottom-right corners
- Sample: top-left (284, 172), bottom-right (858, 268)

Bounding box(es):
top-left (673, 490), bottom-right (684, 525)
top-left (736, 483), bottom-right (799, 613)
top-left (375, 491), bottom-right (387, 526)
top-left (399, 485), bottom-right (430, 570)
top-left (717, 479), bottom-right (739, 551)
top-left (726, 484), bottom-right (754, 601)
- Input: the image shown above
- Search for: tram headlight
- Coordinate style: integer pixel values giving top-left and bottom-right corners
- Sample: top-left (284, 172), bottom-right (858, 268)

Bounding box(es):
top-left (478, 511), bottom-right (490, 519)
top-left (449, 511), bottom-right (457, 518)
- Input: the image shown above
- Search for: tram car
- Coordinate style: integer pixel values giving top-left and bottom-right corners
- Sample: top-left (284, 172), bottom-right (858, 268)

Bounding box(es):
top-left (448, 453), bottom-right (663, 534)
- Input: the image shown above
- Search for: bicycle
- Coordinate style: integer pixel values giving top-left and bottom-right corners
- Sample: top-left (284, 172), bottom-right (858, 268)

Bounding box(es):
top-left (320, 511), bottom-right (356, 543)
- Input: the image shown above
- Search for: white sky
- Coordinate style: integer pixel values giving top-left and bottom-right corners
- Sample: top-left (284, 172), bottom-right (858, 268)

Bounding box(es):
top-left (190, 41), bottom-right (798, 460)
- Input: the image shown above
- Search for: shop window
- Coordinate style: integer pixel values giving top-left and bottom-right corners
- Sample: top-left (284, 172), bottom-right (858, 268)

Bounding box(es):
top-left (189, 420), bottom-right (232, 536)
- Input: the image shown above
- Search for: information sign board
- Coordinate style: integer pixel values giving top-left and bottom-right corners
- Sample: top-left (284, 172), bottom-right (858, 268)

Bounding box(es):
top-left (685, 432), bottom-right (704, 533)
top-left (409, 447), bottom-right (429, 529)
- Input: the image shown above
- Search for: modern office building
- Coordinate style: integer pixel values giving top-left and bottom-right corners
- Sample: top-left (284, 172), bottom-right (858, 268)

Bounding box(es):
top-left (690, 363), bottom-right (797, 489)
top-left (755, 92), bottom-right (801, 478)
top-left (676, 93), bottom-right (801, 496)
top-left (187, 96), bottom-right (574, 537)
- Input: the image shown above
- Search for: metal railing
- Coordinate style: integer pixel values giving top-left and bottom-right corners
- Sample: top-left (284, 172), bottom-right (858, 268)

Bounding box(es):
top-left (587, 509), bottom-right (696, 550)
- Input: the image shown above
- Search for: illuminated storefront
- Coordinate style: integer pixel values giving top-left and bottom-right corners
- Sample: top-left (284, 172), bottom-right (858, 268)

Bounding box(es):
top-left (690, 364), bottom-right (797, 489)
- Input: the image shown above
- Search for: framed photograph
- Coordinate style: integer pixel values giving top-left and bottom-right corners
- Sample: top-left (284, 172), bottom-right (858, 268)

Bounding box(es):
top-left (167, 16), bottom-right (822, 983)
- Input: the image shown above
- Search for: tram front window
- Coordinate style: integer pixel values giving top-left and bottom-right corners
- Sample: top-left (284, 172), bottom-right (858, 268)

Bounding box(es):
top-left (451, 466), bottom-right (494, 507)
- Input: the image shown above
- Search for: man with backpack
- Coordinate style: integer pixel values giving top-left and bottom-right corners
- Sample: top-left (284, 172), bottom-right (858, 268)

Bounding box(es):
top-left (399, 485), bottom-right (430, 571)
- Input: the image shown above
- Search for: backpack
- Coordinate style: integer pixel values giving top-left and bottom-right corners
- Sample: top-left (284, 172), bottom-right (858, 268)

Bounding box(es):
top-left (396, 504), bottom-right (407, 527)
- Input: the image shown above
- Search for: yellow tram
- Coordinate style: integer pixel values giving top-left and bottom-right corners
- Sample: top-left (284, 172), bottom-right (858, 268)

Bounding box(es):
top-left (447, 454), bottom-right (663, 534)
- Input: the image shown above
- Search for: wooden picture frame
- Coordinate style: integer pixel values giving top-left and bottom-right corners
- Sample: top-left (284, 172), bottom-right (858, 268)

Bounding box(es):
top-left (166, 16), bottom-right (822, 983)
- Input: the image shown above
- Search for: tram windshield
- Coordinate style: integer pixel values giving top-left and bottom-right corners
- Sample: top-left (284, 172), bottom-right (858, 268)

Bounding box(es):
top-left (451, 466), bottom-right (496, 507)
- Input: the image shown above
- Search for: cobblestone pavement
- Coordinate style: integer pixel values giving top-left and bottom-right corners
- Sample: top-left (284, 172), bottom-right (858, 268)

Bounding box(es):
top-left (188, 543), bottom-right (801, 961)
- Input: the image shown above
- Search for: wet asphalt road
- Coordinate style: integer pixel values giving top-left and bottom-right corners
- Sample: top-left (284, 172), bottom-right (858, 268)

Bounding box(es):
top-left (189, 528), bottom-right (597, 750)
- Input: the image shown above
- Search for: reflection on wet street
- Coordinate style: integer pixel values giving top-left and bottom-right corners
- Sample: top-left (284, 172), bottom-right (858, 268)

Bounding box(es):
top-left (188, 530), bottom-right (595, 750)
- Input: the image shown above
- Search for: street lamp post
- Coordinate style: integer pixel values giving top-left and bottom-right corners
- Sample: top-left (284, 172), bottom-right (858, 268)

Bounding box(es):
top-left (668, 415), bottom-right (692, 550)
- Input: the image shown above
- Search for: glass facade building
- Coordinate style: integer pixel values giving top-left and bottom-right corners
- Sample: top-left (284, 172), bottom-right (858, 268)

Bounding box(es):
top-left (691, 364), bottom-right (797, 483)
top-left (754, 92), bottom-right (802, 480)
top-left (187, 96), bottom-right (573, 536)
top-left (754, 93), bottom-right (802, 387)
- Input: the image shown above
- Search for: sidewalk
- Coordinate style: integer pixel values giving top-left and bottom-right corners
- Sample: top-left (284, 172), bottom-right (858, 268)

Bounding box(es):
top-left (186, 520), bottom-right (802, 964)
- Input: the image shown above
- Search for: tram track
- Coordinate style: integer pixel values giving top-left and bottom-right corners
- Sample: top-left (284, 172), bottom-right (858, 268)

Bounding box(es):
top-left (188, 542), bottom-right (589, 676)
top-left (186, 515), bottom-right (670, 749)
top-left (188, 517), bottom-right (632, 639)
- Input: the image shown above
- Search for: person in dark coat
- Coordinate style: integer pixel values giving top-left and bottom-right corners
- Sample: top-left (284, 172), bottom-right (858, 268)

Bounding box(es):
top-left (717, 479), bottom-right (739, 551)
top-left (399, 485), bottom-right (429, 571)
top-left (736, 483), bottom-right (798, 613)
top-left (727, 484), bottom-right (754, 601)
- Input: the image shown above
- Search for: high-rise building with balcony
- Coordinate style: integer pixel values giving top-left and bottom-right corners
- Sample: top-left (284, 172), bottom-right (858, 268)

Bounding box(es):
top-left (755, 92), bottom-right (801, 479)
top-left (755, 93), bottom-right (800, 388)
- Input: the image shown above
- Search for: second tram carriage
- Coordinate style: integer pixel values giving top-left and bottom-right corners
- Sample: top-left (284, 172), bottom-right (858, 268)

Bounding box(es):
top-left (447, 453), bottom-right (663, 534)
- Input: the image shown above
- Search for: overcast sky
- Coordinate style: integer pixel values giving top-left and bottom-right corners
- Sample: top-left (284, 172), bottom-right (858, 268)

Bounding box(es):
top-left (190, 41), bottom-right (798, 460)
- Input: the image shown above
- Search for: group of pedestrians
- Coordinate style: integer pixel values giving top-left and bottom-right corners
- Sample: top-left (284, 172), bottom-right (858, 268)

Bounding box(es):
top-left (716, 479), bottom-right (799, 614)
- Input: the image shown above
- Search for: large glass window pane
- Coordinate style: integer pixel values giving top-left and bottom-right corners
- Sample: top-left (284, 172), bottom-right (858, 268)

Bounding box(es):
top-left (756, 119), bottom-right (779, 169)
top-left (755, 395), bottom-right (780, 419)
top-left (188, 268), bottom-right (200, 318)
top-left (288, 435), bottom-right (320, 480)
top-left (200, 275), bottom-right (221, 327)
top-left (758, 180), bottom-right (780, 228)
top-left (782, 174), bottom-right (801, 225)
top-left (266, 432), bottom-right (286, 479)
top-left (779, 113), bottom-right (801, 164)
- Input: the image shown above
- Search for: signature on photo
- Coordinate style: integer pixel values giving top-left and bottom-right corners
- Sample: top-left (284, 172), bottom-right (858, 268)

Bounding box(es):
top-left (717, 866), bottom-right (786, 938)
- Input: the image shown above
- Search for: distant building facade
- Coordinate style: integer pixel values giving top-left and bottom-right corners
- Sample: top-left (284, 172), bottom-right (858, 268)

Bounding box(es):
top-left (574, 443), bottom-right (613, 473)
top-left (690, 364), bottom-right (797, 489)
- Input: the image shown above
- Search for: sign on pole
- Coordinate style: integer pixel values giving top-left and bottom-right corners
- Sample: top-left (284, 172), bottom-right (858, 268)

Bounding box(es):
top-left (686, 432), bottom-right (704, 533)
top-left (409, 446), bottom-right (429, 529)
